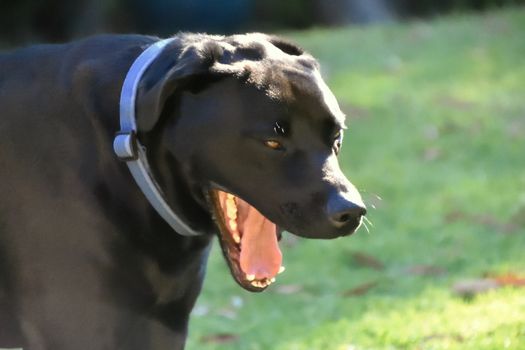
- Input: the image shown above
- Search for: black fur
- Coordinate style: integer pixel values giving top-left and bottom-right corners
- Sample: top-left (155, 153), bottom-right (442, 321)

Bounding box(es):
top-left (0, 33), bottom-right (365, 349)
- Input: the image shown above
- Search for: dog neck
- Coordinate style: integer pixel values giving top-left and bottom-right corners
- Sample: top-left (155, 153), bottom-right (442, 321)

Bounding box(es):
top-left (140, 127), bottom-right (217, 236)
top-left (114, 38), bottom-right (207, 237)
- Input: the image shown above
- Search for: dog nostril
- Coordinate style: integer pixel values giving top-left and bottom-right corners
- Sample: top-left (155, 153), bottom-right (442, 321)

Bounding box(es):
top-left (338, 213), bottom-right (351, 223)
top-left (327, 198), bottom-right (367, 228)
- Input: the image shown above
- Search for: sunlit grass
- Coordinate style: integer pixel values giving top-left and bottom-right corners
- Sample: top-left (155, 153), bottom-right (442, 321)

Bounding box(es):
top-left (278, 288), bottom-right (525, 350)
top-left (187, 7), bottom-right (525, 350)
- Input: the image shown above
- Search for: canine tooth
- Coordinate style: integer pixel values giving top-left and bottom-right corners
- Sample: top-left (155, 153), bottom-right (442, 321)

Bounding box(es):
top-left (270, 278), bottom-right (276, 283)
top-left (232, 232), bottom-right (240, 244)
top-left (278, 266), bottom-right (286, 274)
top-left (246, 274), bottom-right (255, 281)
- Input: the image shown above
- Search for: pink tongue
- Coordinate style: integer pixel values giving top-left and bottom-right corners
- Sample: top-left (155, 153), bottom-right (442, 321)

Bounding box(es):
top-left (237, 199), bottom-right (282, 280)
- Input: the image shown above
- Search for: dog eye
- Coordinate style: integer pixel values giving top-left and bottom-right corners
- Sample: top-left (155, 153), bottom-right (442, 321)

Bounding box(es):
top-left (264, 140), bottom-right (283, 150)
top-left (333, 131), bottom-right (343, 154)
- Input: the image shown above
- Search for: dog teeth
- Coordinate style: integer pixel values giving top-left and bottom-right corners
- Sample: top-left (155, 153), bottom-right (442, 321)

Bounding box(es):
top-left (225, 195), bottom-right (237, 220)
top-left (232, 232), bottom-right (241, 244)
top-left (229, 219), bottom-right (238, 231)
top-left (251, 280), bottom-right (266, 288)
top-left (278, 266), bottom-right (285, 274)
top-left (226, 206), bottom-right (237, 220)
top-left (226, 196), bottom-right (236, 207)
top-left (224, 195), bottom-right (240, 243)
top-left (248, 277), bottom-right (276, 288)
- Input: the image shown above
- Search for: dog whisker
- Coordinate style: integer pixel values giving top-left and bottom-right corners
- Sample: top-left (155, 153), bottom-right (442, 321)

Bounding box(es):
top-left (359, 189), bottom-right (382, 211)
top-left (362, 219), bottom-right (370, 234)
top-left (363, 216), bottom-right (374, 227)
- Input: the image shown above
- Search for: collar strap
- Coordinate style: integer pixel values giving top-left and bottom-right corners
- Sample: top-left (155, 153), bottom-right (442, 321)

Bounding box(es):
top-left (113, 38), bottom-right (201, 237)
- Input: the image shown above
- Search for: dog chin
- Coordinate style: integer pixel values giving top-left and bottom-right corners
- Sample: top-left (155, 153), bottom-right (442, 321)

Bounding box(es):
top-left (285, 219), bottom-right (362, 240)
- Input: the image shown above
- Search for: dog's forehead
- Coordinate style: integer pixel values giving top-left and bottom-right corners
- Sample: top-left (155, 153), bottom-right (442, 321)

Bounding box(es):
top-left (210, 33), bottom-right (346, 128)
top-left (285, 68), bottom-right (346, 129)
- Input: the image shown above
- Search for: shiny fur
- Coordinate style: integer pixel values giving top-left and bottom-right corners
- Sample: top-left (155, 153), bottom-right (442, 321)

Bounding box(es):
top-left (0, 33), bottom-right (364, 349)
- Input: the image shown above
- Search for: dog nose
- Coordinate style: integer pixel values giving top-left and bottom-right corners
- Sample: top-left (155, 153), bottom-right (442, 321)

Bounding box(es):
top-left (326, 194), bottom-right (366, 228)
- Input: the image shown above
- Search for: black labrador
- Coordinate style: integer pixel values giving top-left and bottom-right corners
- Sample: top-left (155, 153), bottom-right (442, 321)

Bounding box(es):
top-left (0, 33), bottom-right (366, 349)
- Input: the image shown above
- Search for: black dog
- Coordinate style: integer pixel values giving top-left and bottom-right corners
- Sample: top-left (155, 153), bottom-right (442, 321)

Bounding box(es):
top-left (0, 33), bottom-right (366, 349)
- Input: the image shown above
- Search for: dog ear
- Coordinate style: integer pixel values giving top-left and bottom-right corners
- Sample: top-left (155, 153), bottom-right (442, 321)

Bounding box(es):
top-left (135, 41), bottom-right (223, 132)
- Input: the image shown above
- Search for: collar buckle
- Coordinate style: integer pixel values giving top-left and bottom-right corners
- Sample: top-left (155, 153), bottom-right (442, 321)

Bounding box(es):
top-left (113, 131), bottom-right (139, 161)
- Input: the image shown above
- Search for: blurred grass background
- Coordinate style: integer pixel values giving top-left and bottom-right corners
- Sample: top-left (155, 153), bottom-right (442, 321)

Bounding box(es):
top-left (186, 7), bottom-right (525, 350)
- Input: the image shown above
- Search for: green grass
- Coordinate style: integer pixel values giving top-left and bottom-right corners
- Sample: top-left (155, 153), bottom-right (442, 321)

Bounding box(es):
top-left (187, 8), bottom-right (525, 350)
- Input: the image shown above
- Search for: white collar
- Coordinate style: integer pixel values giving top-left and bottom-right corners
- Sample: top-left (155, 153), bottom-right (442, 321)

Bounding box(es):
top-left (113, 38), bottom-right (201, 237)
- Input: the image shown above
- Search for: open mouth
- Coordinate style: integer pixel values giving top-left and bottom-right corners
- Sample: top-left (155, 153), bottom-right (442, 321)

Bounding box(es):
top-left (209, 189), bottom-right (284, 292)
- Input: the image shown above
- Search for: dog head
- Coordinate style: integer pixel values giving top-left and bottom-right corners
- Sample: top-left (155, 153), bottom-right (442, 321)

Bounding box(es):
top-left (135, 33), bottom-right (366, 291)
